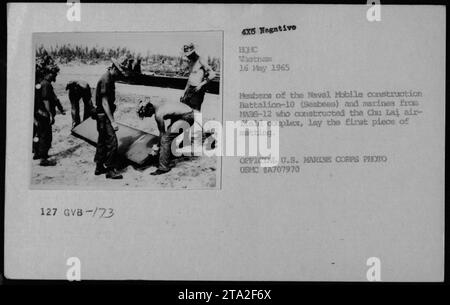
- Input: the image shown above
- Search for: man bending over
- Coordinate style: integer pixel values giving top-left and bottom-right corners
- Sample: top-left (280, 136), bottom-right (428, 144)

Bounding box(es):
top-left (137, 98), bottom-right (194, 175)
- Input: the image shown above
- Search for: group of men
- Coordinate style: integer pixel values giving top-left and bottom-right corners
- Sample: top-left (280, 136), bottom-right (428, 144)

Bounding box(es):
top-left (33, 43), bottom-right (216, 179)
top-left (33, 59), bottom-right (66, 166)
top-left (125, 57), bottom-right (142, 74)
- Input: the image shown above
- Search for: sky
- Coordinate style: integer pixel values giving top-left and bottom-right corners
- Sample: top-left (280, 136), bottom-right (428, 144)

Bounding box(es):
top-left (34, 31), bottom-right (222, 58)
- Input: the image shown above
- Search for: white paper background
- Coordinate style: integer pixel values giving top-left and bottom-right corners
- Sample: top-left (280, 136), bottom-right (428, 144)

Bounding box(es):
top-left (5, 3), bottom-right (445, 281)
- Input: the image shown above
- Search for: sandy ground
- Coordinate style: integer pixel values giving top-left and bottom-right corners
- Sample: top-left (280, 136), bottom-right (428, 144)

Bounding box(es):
top-left (31, 63), bottom-right (220, 189)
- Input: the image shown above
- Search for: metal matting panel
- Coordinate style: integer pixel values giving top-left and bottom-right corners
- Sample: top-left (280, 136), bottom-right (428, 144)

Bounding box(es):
top-left (71, 118), bottom-right (160, 165)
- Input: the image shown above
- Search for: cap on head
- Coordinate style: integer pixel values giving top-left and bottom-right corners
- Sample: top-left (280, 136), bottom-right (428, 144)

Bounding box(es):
top-left (183, 43), bottom-right (195, 56)
top-left (137, 98), bottom-right (155, 118)
top-left (111, 57), bottom-right (127, 75)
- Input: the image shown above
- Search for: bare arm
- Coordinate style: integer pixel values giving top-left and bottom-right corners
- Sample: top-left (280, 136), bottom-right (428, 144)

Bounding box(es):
top-left (184, 77), bottom-right (190, 92)
top-left (155, 114), bottom-right (166, 135)
top-left (50, 85), bottom-right (65, 114)
top-left (43, 100), bottom-right (54, 124)
top-left (102, 97), bottom-right (115, 126)
top-left (199, 57), bottom-right (216, 83)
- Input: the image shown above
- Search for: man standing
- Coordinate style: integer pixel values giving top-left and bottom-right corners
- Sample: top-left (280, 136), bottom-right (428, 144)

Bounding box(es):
top-left (180, 43), bottom-right (216, 112)
top-left (127, 58), bottom-right (134, 72)
top-left (33, 67), bottom-right (66, 166)
top-left (66, 80), bottom-right (93, 128)
top-left (137, 98), bottom-right (195, 175)
top-left (44, 69), bottom-right (66, 118)
top-left (132, 58), bottom-right (142, 74)
top-left (93, 59), bottom-right (125, 179)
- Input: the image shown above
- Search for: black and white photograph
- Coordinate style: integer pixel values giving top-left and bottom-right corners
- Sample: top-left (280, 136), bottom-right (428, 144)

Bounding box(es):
top-left (3, 3), bottom-right (446, 286)
top-left (31, 31), bottom-right (222, 189)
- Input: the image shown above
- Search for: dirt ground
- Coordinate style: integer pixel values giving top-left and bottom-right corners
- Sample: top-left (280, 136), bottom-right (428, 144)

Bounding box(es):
top-left (31, 63), bottom-right (220, 189)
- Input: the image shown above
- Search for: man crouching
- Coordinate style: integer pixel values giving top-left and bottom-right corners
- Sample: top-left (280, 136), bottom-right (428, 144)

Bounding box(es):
top-left (137, 98), bottom-right (194, 175)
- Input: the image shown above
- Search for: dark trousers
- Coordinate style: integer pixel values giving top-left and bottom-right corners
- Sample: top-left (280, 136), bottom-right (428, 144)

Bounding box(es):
top-left (180, 86), bottom-right (206, 111)
top-left (159, 111), bottom-right (195, 171)
top-left (94, 114), bottom-right (118, 169)
top-left (35, 115), bottom-right (52, 159)
top-left (69, 94), bottom-right (92, 127)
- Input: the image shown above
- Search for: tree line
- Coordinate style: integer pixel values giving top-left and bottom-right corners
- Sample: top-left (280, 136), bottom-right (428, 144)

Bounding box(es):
top-left (36, 44), bottom-right (221, 74)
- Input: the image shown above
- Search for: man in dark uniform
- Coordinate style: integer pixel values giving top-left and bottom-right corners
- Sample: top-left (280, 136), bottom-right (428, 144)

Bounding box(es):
top-left (93, 59), bottom-right (125, 179)
top-left (180, 43), bottom-right (216, 112)
top-left (132, 58), bottom-right (142, 74)
top-left (127, 59), bottom-right (134, 72)
top-left (33, 68), bottom-right (66, 166)
top-left (137, 97), bottom-right (195, 175)
top-left (66, 80), bottom-right (93, 128)
top-left (45, 70), bottom-right (66, 118)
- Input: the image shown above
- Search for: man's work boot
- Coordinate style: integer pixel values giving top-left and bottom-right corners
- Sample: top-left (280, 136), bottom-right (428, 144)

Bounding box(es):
top-left (106, 168), bottom-right (123, 180)
top-left (39, 159), bottom-right (56, 166)
top-left (94, 164), bottom-right (108, 176)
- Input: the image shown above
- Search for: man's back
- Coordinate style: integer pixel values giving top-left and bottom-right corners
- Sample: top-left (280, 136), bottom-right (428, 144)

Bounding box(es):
top-left (67, 80), bottom-right (91, 97)
top-left (95, 71), bottom-right (115, 113)
top-left (160, 101), bottom-right (193, 121)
